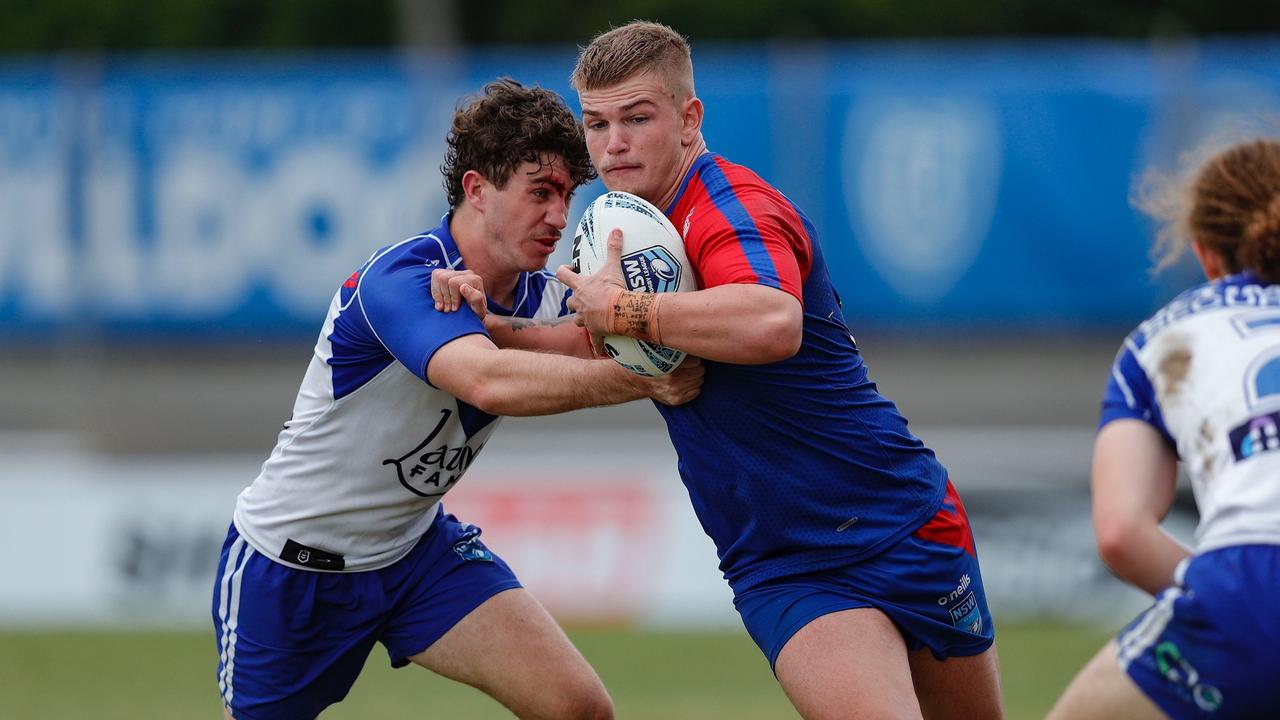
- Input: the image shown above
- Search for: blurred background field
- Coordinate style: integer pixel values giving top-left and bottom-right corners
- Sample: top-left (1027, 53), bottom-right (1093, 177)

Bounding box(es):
top-left (0, 623), bottom-right (1115, 719)
top-left (3, 0), bottom-right (1277, 717)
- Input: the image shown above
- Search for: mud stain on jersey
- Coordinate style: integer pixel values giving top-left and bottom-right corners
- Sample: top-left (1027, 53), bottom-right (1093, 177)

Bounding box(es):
top-left (1158, 340), bottom-right (1193, 399)
top-left (1197, 419), bottom-right (1218, 476)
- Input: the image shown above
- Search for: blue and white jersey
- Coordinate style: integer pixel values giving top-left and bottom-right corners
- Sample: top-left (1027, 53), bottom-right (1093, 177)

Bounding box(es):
top-left (234, 214), bottom-right (570, 572)
top-left (1102, 271), bottom-right (1280, 553)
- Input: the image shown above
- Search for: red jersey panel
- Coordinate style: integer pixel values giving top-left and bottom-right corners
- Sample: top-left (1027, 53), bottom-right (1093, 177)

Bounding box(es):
top-left (665, 154), bottom-right (811, 304)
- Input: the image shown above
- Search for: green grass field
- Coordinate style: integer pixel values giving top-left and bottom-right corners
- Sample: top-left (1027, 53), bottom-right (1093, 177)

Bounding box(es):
top-left (0, 622), bottom-right (1114, 719)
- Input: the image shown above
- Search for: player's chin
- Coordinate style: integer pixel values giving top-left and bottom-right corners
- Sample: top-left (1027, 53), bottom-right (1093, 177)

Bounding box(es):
top-left (602, 169), bottom-right (644, 194)
top-left (523, 244), bottom-right (557, 269)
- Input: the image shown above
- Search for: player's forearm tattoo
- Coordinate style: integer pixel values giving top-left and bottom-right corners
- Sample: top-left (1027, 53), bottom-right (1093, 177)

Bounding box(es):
top-left (606, 291), bottom-right (664, 344)
top-left (502, 315), bottom-right (575, 332)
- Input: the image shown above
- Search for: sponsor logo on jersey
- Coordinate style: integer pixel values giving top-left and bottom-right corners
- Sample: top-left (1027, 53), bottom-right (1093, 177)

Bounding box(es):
top-left (622, 246), bottom-right (682, 294)
top-left (383, 409), bottom-right (485, 497)
top-left (1229, 410), bottom-right (1280, 461)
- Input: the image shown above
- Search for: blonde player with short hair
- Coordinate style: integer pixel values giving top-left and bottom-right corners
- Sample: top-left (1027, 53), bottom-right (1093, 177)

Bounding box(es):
top-left (558, 21), bottom-right (1005, 720)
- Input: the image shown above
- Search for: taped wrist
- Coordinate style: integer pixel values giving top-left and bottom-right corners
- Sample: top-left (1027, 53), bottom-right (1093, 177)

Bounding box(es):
top-left (605, 290), bottom-right (664, 344)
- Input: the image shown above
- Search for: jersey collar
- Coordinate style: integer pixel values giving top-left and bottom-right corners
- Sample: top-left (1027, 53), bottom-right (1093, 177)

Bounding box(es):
top-left (664, 151), bottom-right (717, 217)
top-left (428, 211), bottom-right (529, 318)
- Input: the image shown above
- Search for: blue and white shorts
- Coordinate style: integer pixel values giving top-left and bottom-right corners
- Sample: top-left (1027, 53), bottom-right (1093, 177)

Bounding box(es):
top-left (211, 509), bottom-right (521, 720)
top-left (1118, 544), bottom-right (1280, 719)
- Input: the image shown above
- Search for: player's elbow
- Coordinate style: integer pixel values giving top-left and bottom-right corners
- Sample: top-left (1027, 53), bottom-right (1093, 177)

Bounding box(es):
top-left (461, 375), bottom-right (522, 416)
top-left (744, 300), bottom-right (802, 363)
top-left (1094, 515), bottom-right (1145, 574)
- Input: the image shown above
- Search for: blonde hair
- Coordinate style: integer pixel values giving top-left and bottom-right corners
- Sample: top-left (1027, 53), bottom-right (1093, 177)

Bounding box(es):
top-left (1136, 138), bottom-right (1280, 283)
top-left (570, 20), bottom-right (695, 99)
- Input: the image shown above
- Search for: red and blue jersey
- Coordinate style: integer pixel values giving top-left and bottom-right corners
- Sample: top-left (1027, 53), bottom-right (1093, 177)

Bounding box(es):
top-left (659, 153), bottom-right (949, 593)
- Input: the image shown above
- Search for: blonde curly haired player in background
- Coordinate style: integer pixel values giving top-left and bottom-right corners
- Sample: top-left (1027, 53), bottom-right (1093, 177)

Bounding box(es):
top-left (1049, 139), bottom-right (1280, 719)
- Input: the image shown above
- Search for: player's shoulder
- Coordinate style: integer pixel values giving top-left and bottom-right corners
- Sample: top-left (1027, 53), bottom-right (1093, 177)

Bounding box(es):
top-left (1129, 272), bottom-right (1280, 353)
top-left (678, 154), bottom-right (793, 227)
top-left (696, 154), bottom-right (781, 197)
top-left (356, 229), bottom-right (452, 287)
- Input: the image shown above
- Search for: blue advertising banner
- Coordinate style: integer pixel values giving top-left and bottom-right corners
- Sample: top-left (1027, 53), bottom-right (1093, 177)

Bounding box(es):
top-left (2, 40), bottom-right (1277, 339)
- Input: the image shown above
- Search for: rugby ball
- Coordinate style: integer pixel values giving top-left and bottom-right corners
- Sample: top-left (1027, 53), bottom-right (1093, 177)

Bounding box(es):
top-left (570, 191), bottom-right (696, 376)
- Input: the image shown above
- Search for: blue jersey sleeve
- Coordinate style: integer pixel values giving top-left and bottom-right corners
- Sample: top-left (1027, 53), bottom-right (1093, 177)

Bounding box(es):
top-left (1099, 337), bottom-right (1175, 447)
top-left (358, 255), bottom-right (486, 387)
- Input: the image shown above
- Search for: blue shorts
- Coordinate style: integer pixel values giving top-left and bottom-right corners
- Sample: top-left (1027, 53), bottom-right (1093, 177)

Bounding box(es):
top-left (211, 508), bottom-right (521, 720)
top-left (1118, 544), bottom-right (1280, 719)
top-left (734, 480), bottom-right (994, 670)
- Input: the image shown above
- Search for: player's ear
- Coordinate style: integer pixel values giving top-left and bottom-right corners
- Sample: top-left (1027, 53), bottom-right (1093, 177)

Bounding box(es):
top-left (461, 170), bottom-right (488, 210)
top-left (680, 96), bottom-right (703, 147)
top-left (1191, 236), bottom-right (1225, 280)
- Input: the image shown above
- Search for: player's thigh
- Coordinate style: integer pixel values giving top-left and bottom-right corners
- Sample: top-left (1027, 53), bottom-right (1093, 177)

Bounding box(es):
top-left (907, 644), bottom-right (1004, 720)
top-left (1047, 641), bottom-right (1166, 720)
top-left (775, 606), bottom-right (922, 720)
top-left (408, 587), bottom-right (612, 720)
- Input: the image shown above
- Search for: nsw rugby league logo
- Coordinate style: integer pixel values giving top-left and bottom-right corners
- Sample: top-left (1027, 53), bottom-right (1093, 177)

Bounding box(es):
top-left (621, 246), bottom-right (682, 293)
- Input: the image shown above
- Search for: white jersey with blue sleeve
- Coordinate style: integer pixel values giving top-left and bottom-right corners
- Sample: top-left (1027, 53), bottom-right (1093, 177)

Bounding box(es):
top-left (1101, 271), bottom-right (1280, 553)
top-left (233, 215), bottom-right (571, 572)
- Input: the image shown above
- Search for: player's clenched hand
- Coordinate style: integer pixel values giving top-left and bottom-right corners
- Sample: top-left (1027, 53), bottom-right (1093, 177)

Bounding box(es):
top-left (635, 356), bottom-right (704, 406)
top-left (430, 268), bottom-right (487, 317)
top-left (555, 228), bottom-right (627, 335)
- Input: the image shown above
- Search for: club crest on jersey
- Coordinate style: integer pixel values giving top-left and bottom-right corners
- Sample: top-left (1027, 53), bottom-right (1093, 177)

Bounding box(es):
top-left (622, 246), bottom-right (682, 294)
top-left (383, 409), bottom-right (485, 497)
top-left (453, 529), bottom-right (494, 562)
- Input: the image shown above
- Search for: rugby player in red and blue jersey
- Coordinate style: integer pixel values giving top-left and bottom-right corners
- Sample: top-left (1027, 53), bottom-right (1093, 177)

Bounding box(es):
top-left (558, 22), bottom-right (1004, 720)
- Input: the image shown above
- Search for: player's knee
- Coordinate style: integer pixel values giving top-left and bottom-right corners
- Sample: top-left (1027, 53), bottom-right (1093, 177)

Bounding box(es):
top-left (546, 681), bottom-right (613, 720)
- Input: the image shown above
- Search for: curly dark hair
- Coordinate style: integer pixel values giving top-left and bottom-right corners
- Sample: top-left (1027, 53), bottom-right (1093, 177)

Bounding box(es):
top-left (442, 78), bottom-right (595, 208)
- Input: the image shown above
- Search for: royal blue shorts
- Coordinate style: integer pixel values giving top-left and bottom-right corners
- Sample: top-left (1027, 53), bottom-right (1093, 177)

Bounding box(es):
top-left (733, 480), bottom-right (994, 670)
top-left (211, 508), bottom-right (521, 720)
top-left (1118, 544), bottom-right (1280, 719)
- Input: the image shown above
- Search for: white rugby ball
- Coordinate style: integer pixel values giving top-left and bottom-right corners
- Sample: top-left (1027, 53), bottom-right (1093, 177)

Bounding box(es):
top-left (570, 191), bottom-right (696, 377)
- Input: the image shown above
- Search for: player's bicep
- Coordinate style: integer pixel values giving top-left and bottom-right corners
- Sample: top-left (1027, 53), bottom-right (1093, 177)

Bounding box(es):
top-left (1091, 419), bottom-right (1179, 534)
top-left (359, 264), bottom-right (486, 384)
top-left (690, 206), bottom-right (805, 302)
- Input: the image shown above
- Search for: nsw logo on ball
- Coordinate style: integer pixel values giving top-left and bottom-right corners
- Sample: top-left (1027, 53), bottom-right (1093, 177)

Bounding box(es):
top-left (622, 246), bottom-right (682, 293)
